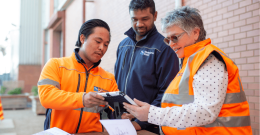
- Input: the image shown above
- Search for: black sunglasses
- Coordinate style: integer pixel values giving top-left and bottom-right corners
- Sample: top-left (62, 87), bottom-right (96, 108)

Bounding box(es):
top-left (164, 32), bottom-right (186, 45)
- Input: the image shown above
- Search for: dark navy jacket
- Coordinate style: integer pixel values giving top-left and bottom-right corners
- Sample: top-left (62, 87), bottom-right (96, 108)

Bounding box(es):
top-left (114, 26), bottom-right (179, 130)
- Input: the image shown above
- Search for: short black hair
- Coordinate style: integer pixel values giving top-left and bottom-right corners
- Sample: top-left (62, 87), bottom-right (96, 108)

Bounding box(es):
top-left (129, 0), bottom-right (156, 15)
top-left (75, 19), bottom-right (110, 47)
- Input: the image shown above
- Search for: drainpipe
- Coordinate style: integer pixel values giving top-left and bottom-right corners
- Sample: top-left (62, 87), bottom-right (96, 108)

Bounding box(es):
top-left (175, 0), bottom-right (182, 9)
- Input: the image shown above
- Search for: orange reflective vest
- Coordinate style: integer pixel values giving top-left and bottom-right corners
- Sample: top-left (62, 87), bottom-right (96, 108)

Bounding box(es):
top-left (38, 52), bottom-right (118, 133)
top-left (161, 39), bottom-right (252, 135)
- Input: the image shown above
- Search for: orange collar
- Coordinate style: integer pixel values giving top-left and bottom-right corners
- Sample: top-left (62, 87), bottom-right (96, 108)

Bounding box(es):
top-left (183, 38), bottom-right (211, 58)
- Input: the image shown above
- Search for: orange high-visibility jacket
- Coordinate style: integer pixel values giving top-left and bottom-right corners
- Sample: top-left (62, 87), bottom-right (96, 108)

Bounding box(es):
top-left (161, 39), bottom-right (252, 135)
top-left (0, 97), bottom-right (4, 120)
top-left (38, 51), bottom-right (118, 133)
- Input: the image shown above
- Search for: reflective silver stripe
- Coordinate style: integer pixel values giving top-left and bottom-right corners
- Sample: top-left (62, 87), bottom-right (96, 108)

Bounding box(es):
top-left (38, 78), bottom-right (60, 89)
top-left (223, 77), bottom-right (247, 104)
top-left (162, 93), bottom-right (194, 105)
top-left (204, 116), bottom-right (251, 127)
top-left (74, 106), bottom-right (100, 113)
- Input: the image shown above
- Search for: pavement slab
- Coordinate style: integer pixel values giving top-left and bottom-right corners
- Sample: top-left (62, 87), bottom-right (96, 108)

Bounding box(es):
top-left (0, 109), bottom-right (45, 135)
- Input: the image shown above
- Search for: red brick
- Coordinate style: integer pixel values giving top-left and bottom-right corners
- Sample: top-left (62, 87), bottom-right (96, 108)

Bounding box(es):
top-left (229, 52), bottom-right (241, 58)
top-left (247, 29), bottom-right (259, 37)
top-left (255, 116), bottom-right (259, 123)
top-left (242, 63), bottom-right (255, 70)
top-left (247, 43), bottom-right (260, 50)
top-left (253, 9), bottom-right (259, 16)
top-left (252, 122), bottom-right (260, 130)
top-left (240, 24), bottom-right (253, 32)
top-left (223, 35), bottom-right (234, 41)
top-left (213, 26), bottom-right (223, 32)
top-left (255, 90), bottom-right (260, 96)
top-left (217, 7), bottom-right (228, 15)
top-left (223, 47), bottom-right (234, 53)
top-left (241, 50), bottom-right (254, 57)
top-left (222, 0), bottom-right (233, 7)
top-left (253, 22), bottom-right (259, 29)
top-left (255, 103), bottom-right (260, 110)
top-left (248, 83), bottom-right (260, 89)
top-left (250, 109), bottom-right (260, 116)
top-left (234, 20), bottom-right (246, 27)
top-left (241, 38), bottom-right (253, 44)
top-left (223, 23), bottom-right (234, 30)
top-left (228, 3), bottom-right (239, 11)
top-left (254, 49), bottom-right (259, 56)
top-left (218, 42), bottom-right (229, 48)
top-left (245, 90), bottom-right (255, 96)
top-left (246, 3), bottom-right (260, 11)
top-left (235, 45), bottom-right (246, 51)
top-left (247, 16), bottom-right (260, 24)
top-left (255, 64), bottom-right (260, 69)
top-left (218, 30), bottom-right (228, 37)
top-left (234, 7), bottom-right (246, 15)
top-left (240, 12), bottom-right (252, 20)
top-left (241, 76), bottom-right (254, 82)
top-left (234, 32), bottom-right (246, 39)
top-left (248, 70), bottom-right (260, 76)
top-left (249, 102), bottom-right (255, 109)
top-left (229, 27), bottom-right (240, 34)
top-left (249, 97), bottom-right (260, 103)
top-left (207, 0), bottom-right (217, 7)
top-left (242, 82), bottom-right (248, 89)
top-left (247, 56), bottom-right (260, 63)
top-left (253, 36), bottom-right (259, 43)
top-left (239, 0), bottom-right (252, 8)
top-left (227, 15), bottom-right (239, 23)
top-left (213, 15), bottom-right (222, 22)
top-left (239, 70), bottom-right (248, 76)
top-left (217, 19), bottom-right (228, 26)
top-left (251, 116), bottom-right (255, 122)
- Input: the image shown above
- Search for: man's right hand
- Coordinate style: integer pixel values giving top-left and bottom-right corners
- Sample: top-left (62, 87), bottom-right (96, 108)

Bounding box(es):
top-left (83, 92), bottom-right (108, 108)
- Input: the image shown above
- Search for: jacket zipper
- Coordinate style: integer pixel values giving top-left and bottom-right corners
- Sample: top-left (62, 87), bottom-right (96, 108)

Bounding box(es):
top-left (122, 49), bottom-right (128, 70)
top-left (124, 42), bottom-right (138, 93)
top-left (75, 64), bottom-right (91, 133)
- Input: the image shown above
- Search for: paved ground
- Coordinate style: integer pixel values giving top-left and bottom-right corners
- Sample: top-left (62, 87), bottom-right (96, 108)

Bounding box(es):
top-left (0, 109), bottom-right (45, 135)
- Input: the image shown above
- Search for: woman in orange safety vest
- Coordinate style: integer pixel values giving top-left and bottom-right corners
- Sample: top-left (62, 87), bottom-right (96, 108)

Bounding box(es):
top-left (123, 6), bottom-right (252, 135)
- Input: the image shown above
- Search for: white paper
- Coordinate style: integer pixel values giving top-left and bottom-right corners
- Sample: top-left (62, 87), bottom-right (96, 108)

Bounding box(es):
top-left (33, 127), bottom-right (71, 135)
top-left (100, 119), bottom-right (137, 135)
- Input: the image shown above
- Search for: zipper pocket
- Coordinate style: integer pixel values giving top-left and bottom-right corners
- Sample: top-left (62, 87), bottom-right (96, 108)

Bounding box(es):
top-left (122, 49), bottom-right (128, 70)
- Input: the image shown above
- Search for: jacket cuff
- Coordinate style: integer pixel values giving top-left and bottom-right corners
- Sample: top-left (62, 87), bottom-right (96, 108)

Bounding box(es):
top-left (134, 118), bottom-right (150, 129)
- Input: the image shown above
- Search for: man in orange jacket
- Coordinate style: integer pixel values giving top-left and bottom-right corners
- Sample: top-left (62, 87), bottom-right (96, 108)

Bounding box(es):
top-left (123, 6), bottom-right (252, 135)
top-left (38, 19), bottom-right (118, 134)
top-left (0, 97), bottom-right (4, 120)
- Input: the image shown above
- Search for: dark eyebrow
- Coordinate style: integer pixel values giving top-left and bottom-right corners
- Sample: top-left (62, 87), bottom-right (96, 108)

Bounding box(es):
top-left (95, 37), bottom-right (110, 44)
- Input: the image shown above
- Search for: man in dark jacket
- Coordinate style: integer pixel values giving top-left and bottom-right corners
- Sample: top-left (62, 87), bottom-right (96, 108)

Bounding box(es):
top-left (114, 0), bottom-right (179, 134)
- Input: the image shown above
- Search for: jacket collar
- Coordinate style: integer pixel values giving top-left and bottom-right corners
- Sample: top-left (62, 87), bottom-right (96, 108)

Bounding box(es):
top-left (73, 48), bottom-right (101, 69)
top-left (124, 25), bottom-right (157, 43)
top-left (183, 38), bottom-right (211, 58)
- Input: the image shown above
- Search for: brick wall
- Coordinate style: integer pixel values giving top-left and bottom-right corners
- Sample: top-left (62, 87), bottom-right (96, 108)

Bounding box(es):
top-left (18, 65), bottom-right (42, 93)
top-left (85, 0), bottom-right (259, 134)
top-left (183, 0), bottom-right (259, 134)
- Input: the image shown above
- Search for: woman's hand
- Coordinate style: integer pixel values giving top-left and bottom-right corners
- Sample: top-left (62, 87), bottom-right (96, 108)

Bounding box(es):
top-left (123, 98), bottom-right (150, 121)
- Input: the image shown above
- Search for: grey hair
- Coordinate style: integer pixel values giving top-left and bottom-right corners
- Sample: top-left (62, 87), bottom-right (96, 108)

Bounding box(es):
top-left (161, 6), bottom-right (206, 42)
